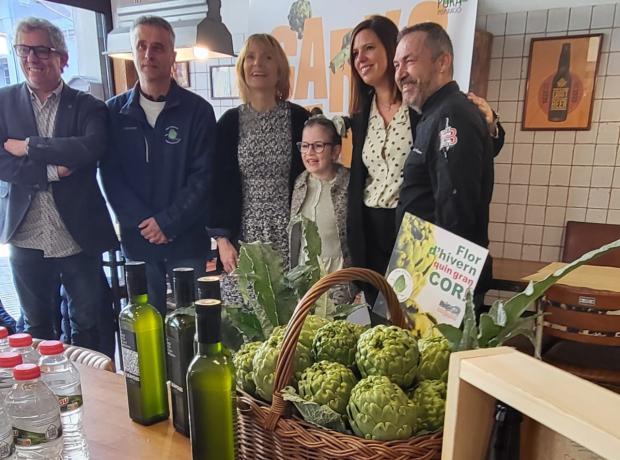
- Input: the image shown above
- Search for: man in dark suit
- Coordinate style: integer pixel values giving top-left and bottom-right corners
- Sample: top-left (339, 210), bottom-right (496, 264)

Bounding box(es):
top-left (0, 17), bottom-right (118, 349)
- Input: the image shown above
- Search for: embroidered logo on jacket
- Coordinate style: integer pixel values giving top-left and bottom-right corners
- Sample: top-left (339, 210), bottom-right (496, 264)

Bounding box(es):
top-left (439, 118), bottom-right (458, 153)
top-left (164, 126), bottom-right (181, 144)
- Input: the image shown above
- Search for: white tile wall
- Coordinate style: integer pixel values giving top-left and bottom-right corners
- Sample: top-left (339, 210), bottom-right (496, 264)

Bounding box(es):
top-left (482, 3), bottom-right (620, 261)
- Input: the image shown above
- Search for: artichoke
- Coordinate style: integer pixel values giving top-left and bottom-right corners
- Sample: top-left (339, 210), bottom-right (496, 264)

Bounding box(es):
top-left (288, 0), bottom-right (312, 39)
top-left (299, 315), bottom-right (329, 349)
top-left (252, 329), bottom-right (313, 402)
top-left (410, 380), bottom-right (447, 432)
top-left (347, 376), bottom-right (417, 440)
top-left (298, 361), bottom-right (357, 415)
top-left (355, 325), bottom-right (419, 388)
top-left (312, 320), bottom-right (364, 367)
top-left (233, 341), bottom-right (262, 394)
top-left (417, 335), bottom-right (451, 382)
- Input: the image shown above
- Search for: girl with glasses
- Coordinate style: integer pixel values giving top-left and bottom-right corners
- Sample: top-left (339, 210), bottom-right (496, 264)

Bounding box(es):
top-left (289, 110), bottom-right (356, 304)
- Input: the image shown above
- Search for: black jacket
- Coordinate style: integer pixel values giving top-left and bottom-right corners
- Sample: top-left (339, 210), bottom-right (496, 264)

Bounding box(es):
top-left (207, 102), bottom-right (309, 241)
top-left (396, 81), bottom-right (494, 292)
top-left (0, 83), bottom-right (117, 256)
top-left (347, 89), bottom-right (504, 273)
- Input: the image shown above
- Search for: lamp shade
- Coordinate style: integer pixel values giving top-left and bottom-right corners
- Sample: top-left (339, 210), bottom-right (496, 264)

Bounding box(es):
top-left (195, 16), bottom-right (235, 59)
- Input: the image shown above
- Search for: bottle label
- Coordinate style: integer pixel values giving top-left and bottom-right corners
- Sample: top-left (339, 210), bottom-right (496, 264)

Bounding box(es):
top-left (13, 413), bottom-right (63, 447)
top-left (120, 327), bottom-right (140, 385)
top-left (58, 394), bottom-right (84, 413)
top-left (0, 429), bottom-right (14, 459)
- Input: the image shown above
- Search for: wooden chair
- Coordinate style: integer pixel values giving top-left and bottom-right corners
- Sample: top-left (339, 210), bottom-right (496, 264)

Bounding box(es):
top-left (562, 221), bottom-right (620, 267)
top-left (32, 339), bottom-right (115, 373)
top-left (541, 284), bottom-right (620, 390)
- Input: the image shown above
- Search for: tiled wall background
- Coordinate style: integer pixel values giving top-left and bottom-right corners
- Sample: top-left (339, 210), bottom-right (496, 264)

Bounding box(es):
top-left (478, 3), bottom-right (620, 264)
top-left (189, 3), bottom-right (620, 265)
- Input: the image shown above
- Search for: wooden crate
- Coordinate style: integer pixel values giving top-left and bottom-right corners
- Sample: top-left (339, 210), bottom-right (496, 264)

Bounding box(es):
top-left (442, 347), bottom-right (620, 459)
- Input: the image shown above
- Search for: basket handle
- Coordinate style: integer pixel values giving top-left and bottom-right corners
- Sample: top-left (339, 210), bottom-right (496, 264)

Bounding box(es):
top-left (264, 267), bottom-right (404, 430)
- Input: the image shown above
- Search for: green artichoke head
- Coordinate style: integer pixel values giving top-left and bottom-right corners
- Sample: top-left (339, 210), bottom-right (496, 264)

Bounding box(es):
top-left (288, 0), bottom-right (312, 39)
top-left (298, 360), bottom-right (357, 415)
top-left (298, 315), bottom-right (329, 349)
top-left (417, 335), bottom-right (451, 382)
top-left (312, 320), bottom-right (365, 367)
top-left (233, 341), bottom-right (262, 395)
top-left (252, 329), bottom-right (313, 402)
top-left (410, 379), bottom-right (447, 432)
top-left (347, 375), bottom-right (417, 441)
top-left (355, 325), bottom-right (419, 388)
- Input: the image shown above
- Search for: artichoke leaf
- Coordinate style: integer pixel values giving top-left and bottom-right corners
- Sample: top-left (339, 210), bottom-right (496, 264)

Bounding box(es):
top-left (225, 306), bottom-right (265, 342)
top-left (281, 386), bottom-right (349, 433)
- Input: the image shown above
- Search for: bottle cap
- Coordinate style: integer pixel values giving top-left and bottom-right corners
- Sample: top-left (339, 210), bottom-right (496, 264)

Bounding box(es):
top-left (0, 352), bottom-right (23, 368)
top-left (13, 363), bottom-right (40, 380)
top-left (195, 299), bottom-right (222, 344)
top-left (173, 267), bottom-right (194, 280)
top-left (38, 340), bottom-right (65, 356)
top-left (125, 261), bottom-right (147, 297)
top-left (0, 326), bottom-right (7, 339)
top-left (8, 333), bottom-right (33, 348)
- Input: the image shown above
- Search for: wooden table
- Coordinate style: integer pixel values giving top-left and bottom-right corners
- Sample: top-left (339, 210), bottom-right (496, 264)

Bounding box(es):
top-left (491, 257), bottom-right (546, 292)
top-left (79, 364), bottom-right (190, 459)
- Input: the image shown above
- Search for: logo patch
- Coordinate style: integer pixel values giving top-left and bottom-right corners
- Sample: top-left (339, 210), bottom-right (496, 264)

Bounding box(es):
top-left (439, 118), bottom-right (458, 153)
top-left (164, 126), bottom-right (181, 145)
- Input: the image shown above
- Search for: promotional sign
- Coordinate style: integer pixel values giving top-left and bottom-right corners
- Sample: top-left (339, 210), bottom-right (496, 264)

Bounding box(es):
top-left (379, 213), bottom-right (488, 327)
top-left (248, 0), bottom-right (479, 115)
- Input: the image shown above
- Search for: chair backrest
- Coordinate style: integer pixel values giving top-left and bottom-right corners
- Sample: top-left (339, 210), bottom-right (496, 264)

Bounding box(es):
top-left (542, 284), bottom-right (620, 347)
top-left (562, 221), bottom-right (620, 267)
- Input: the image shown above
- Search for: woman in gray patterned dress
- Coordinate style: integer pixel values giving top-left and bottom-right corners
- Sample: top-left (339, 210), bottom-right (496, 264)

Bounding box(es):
top-left (208, 34), bottom-right (309, 304)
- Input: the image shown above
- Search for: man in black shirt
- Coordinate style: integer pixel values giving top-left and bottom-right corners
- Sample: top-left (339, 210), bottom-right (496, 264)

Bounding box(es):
top-left (394, 22), bottom-right (494, 303)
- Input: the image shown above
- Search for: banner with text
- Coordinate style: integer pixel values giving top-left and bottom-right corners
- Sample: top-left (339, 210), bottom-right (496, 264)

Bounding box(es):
top-left (248, 0), bottom-right (479, 115)
top-left (380, 212), bottom-right (488, 328)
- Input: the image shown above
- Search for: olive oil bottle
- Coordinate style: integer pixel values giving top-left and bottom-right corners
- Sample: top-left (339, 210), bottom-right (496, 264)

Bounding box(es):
top-left (120, 261), bottom-right (169, 425)
top-left (187, 300), bottom-right (236, 459)
top-left (165, 267), bottom-right (197, 436)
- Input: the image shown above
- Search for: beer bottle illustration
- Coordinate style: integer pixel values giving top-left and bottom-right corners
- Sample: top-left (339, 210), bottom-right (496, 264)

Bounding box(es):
top-left (548, 43), bottom-right (571, 122)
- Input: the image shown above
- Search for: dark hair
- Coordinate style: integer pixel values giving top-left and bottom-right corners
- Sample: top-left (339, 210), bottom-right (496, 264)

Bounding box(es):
top-left (398, 22), bottom-right (454, 75)
top-left (131, 15), bottom-right (175, 48)
top-left (348, 15), bottom-right (400, 114)
top-left (304, 108), bottom-right (341, 145)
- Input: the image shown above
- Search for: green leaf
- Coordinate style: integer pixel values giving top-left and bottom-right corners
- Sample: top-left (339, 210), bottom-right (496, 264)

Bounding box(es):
top-left (436, 324), bottom-right (463, 351)
top-left (394, 274), bottom-right (406, 293)
top-left (490, 314), bottom-right (541, 348)
top-left (225, 306), bottom-right (265, 342)
top-left (457, 291), bottom-right (479, 351)
top-left (333, 303), bottom-right (366, 320)
top-left (477, 313), bottom-right (502, 348)
top-left (281, 386), bottom-right (349, 433)
top-left (220, 309), bottom-right (246, 351)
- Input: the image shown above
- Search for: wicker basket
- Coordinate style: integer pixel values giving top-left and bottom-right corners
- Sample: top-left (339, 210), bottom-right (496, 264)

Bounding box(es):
top-left (236, 267), bottom-right (443, 460)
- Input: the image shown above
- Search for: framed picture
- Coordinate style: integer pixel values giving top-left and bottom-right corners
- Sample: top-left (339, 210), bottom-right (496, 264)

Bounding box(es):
top-left (522, 34), bottom-right (602, 130)
top-left (173, 62), bottom-right (190, 88)
top-left (210, 65), bottom-right (239, 99)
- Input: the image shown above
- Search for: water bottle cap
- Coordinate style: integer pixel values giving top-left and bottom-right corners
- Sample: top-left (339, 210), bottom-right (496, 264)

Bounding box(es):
top-left (13, 363), bottom-right (40, 380)
top-left (0, 352), bottom-right (22, 368)
top-left (0, 326), bottom-right (7, 339)
top-left (38, 340), bottom-right (65, 355)
top-left (8, 333), bottom-right (32, 347)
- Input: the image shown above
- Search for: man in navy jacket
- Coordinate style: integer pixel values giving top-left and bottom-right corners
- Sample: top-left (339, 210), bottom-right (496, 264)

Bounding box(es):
top-left (102, 16), bottom-right (216, 316)
top-left (0, 18), bottom-right (118, 348)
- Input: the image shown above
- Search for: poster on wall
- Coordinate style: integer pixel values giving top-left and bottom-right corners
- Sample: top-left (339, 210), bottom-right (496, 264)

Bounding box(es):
top-left (248, 0), bottom-right (479, 115)
top-left (522, 34), bottom-right (603, 131)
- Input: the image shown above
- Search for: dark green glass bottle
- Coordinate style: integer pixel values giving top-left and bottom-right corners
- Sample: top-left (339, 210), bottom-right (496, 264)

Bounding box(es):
top-left (187, 299), bottom-right (237, 460)
top-left (165, 267), bottom-right (197, 437)
top-left (120, 261), bottom-right (169, 425)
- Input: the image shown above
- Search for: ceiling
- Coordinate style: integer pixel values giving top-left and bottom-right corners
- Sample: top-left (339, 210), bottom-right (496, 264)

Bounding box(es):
top-left (478, 0), bottom-right (616, 15)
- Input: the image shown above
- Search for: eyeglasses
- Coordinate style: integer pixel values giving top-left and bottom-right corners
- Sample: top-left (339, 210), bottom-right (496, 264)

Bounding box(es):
top-left (296, 141), bottom-right (333, 154)
top-left (14, 45), bottom-right (59, 59)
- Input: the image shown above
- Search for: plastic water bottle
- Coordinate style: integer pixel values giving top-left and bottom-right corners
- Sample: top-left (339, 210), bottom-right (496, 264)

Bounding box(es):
top-left (0, 327), bottom-right (9, 352)
top-left (8, 334), bottom-right (40, 365)
top-left (0, 399), bottom-right (15, 459)
top-left (38, 341), bottom-right (89, 460)
top-left (0, 352), bottom-right (23, 401)
top-left (5, 364), bottom-right (63, 460)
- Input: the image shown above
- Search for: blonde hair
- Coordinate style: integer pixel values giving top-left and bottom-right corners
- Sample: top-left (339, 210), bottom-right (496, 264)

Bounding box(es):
top-left (236, 34), bottom-right (290, 103)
